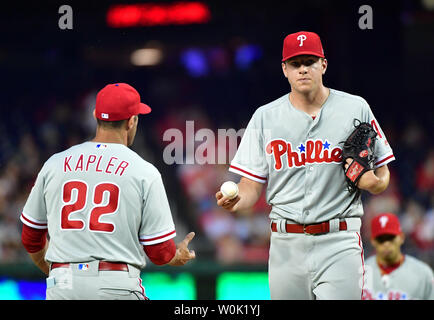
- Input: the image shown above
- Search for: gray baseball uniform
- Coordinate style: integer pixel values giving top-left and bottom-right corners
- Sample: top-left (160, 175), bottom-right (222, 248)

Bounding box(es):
top-left (21, 141), bottom-right (176, 299)
top-left (363, 255), bottom-right (434, 300)
top-left (229, 89), bottom-right (395, 299)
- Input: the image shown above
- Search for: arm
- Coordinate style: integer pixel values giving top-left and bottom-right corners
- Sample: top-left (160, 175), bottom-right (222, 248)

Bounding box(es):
top-left (21, 224), bottom-right (50, 275)
top-left (358, 164), bottom-right (390, 195)
top-left (345, 160), bottom-right (390, 195)
top-left (143, 232), bottom-right (196, 266)
top-left (216, 177), bottom-right (264, 212)
top-left (168, 232), bottom-right (196, 266)
top-left (28, 242), bottom-right (50, 276)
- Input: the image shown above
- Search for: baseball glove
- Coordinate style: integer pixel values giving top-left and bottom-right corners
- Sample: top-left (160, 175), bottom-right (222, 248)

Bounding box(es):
top-left (341, 119), bottom-right (377, 194)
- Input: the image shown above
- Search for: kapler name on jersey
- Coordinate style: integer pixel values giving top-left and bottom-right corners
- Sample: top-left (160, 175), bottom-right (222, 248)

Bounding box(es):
top-left (63, 154), bottom-right (129, 176)
top-left (266, 138), bottom-right (342, 170)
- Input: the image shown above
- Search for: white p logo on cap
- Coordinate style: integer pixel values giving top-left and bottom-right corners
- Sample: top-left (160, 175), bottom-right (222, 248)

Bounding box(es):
top-left (379, 215), bottom-right (389, 228)
top-left (297, 34), bottom-right (307, 46)
top-left (101, 113), bottom-right (109, 119)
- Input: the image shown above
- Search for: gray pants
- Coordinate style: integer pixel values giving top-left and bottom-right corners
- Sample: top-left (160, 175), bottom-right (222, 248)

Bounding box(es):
top-left (268, 218), bottom-right (365, 300)
top-left (46, 261), bottom-right (147, 300)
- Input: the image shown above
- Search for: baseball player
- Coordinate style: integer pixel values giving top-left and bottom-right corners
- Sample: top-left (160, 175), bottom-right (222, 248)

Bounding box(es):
top-left (216, 31), bottom-right (395, 299)
top-left (20, 83), bottom-right (196, 300)
top-left (363, 212), bottom-right (434, 300)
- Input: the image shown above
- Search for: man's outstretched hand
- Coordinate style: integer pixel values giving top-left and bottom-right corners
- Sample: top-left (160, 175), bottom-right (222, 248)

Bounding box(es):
top-left (168, 232), bottom-right (196, 266)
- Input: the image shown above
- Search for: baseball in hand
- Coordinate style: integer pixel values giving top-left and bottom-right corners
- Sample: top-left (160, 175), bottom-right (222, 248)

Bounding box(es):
top-left (220, 181), bottom-right (239, 199)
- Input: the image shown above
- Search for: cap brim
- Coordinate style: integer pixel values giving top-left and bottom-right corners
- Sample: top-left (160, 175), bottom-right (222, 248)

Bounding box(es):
top-left (282, 51), bottom-right (325, 62)
top-left (138, 103), bottom-right (152, 115)
top-left (372, 230), bottom-right (401, 239)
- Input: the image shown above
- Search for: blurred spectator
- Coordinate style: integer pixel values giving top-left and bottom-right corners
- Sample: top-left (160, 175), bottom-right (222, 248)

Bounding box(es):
top-left (404, 196), bottom-right (434, 252)
top-left (416, 150), bottom-right (434, 196)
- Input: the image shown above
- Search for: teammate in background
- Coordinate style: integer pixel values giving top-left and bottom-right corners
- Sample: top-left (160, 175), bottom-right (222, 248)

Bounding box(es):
top-left (216, 31), bottom-right (395, 299)
top-left (363, 212), bottom-right (434, 300)
top-left (20, 83), bottom-right (196, 300)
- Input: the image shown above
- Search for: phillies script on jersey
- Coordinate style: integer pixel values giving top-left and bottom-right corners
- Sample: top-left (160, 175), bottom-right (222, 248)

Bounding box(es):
top-left (63, 153), bottom-right (130, 176)
top-left (266, 138), bottom-right (342, 170)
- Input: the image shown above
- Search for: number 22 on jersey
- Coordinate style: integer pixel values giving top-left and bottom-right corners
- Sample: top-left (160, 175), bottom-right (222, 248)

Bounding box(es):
top-left (61, 180), bottom-right (120, 233)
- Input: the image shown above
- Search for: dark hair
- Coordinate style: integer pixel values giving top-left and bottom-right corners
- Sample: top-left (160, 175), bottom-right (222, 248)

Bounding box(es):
top-left (96, 119), bottom-right (127, 129)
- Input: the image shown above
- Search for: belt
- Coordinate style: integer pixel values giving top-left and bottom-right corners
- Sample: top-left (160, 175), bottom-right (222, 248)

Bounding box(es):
top-left (50, 261), bottom-right (129, 272)
top-left (271, 220), bottom-right (347, 235)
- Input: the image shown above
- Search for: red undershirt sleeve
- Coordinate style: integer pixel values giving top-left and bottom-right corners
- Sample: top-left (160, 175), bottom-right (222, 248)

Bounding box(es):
top-left (143, 238), bottom-right (176, 265)
top-left (21, 224), bottom-right (48, 253)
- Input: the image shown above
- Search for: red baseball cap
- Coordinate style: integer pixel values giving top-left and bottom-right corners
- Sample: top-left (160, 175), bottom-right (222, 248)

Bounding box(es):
top-left (282, 31), bottom-right (325, 62)
top-left (371, 213), bottom-right (402, 239)
top-left (95, 83), bottom-right (151, 121)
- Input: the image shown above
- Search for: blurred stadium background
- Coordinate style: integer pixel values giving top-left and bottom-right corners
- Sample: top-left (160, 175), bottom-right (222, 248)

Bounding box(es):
top-left (0, 0), bottom-right (433, 299)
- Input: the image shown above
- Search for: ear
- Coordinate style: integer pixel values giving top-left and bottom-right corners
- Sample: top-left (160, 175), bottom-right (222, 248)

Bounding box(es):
top-left (370, 238), bottom-right (377, 248)
top-left (281, 62), bottom-right (288, 78)
top-left (397, 233), bottom-right (405, 245)
top-left (127, 116), bottom-right (134, 130)
top-left (127, 115), bottom-right (137, 130)
top-left (93, 109), bottom-right (97, 120)
top-left (321, 58), bottom-right (328, 75)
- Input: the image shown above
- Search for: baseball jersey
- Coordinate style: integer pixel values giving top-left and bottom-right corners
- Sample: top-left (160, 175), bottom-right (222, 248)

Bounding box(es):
top-left (363, 255), bottom-right (434, 300)
top-left (20, 141), bottom-right (176, 269)
top-left (229, 89), bottom-right (395, 224)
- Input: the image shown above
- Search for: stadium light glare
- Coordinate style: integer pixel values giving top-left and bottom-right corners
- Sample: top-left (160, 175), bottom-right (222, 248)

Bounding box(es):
top-left (107, 2), bottom-right (211, 28)
top-left (130, 48), bottom-right (163, 66)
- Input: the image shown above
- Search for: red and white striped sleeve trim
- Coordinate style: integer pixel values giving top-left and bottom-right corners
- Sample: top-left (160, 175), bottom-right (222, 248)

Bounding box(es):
top-left (374, 152), bottom-right (395, 169)
top-left (140, 228), bottom-right (176, 246)
top-left (229, 163), bottom-right (267, 184)
top-left (20, 212), bottom-right (48, 230)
